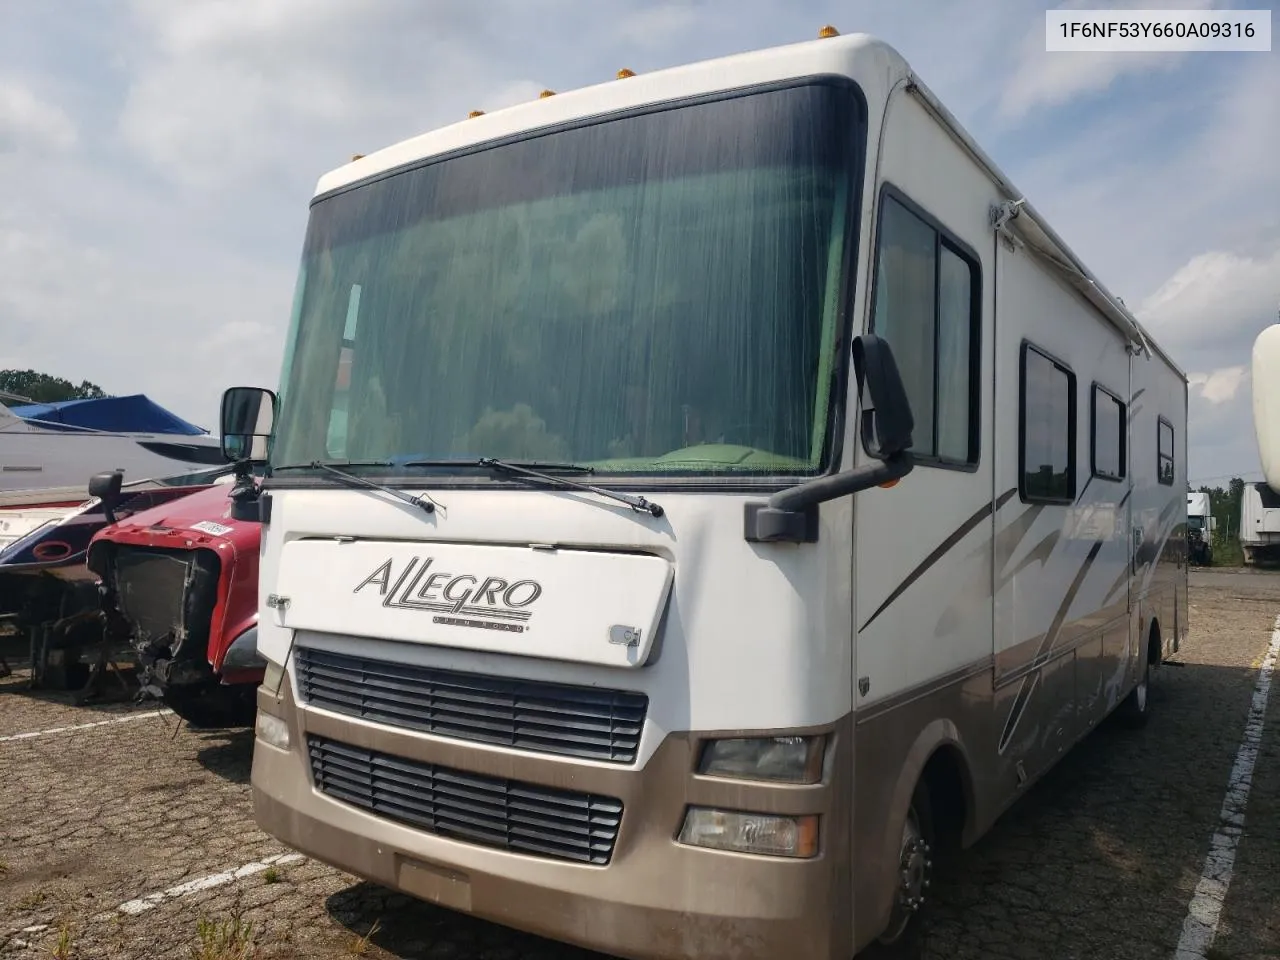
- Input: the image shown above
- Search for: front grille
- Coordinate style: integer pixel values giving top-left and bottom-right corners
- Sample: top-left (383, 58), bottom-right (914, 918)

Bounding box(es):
top-left (297, 646), bottom-right (647, 763)
top-left (114, 549), bottom-right (191, 642)
top-left (109, 545), bottom-right (220, 658)
top-left (308, 736), bottom-right (623, 865)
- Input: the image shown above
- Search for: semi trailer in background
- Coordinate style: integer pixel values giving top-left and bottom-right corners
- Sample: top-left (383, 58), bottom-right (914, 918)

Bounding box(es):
top-left (1246, 323), bottom-right (1280, 565)
top-left (1186, 490), bottom-right (1215, 565)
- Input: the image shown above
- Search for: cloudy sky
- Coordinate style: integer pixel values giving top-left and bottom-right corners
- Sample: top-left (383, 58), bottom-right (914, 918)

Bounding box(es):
top-left (1, 0), bottom-right (1276, 487)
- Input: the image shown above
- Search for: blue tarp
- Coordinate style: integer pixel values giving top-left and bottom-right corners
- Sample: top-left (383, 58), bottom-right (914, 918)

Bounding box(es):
top-left (10, 394), bottom-right (209, 436)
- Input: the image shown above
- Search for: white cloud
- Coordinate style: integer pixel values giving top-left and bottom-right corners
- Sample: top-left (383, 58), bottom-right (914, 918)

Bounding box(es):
top-left (1002, 51), bottom-right (1183, 118)
top-left (0, 80), bottom-right (77, 152)
top-left (1137, 248), bottom-right (1280, 371)
top-left (116, 0), bottom-right (554, 188)
top-left (0, 217), bottom-right (290, 431)
top-left (1000, 0), bottom-right (1216, 118)
top-left (1187, 369), bottom-right (1262, 485)
top-left (1189, 365), bottom-right (1248, 405)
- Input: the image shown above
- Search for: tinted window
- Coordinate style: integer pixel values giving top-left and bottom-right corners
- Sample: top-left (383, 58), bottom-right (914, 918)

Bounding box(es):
top-left (271, 83), bottom-right (862, 478)
top-left (1021, 345), bottom-right (1076, 503)
top-left (1091, 384), bottom-right (1125, 480)
top-left (871, 194), bottom-right (980, 466)
top-left (1158, 418), bottom-right (1175, 486)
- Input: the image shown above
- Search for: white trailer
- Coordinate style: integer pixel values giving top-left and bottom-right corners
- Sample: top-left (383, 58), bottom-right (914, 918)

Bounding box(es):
top-left (1240, 482), bottom-right (1280, 564)
top-left (1255, 323), bottom-right (1280, 490)
top-left (226, 28), bottom-right (1189, 959)
top-left (1245, 324), bottom-right (1280, 565)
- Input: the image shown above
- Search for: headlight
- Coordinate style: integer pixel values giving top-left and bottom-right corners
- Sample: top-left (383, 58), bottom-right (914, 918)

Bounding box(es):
top-left (678, 808), bottom-right (819, 858)
top-left (698, 736), bottom-right (825, 783)
top-left (255, 711), bottom-right (290, 750)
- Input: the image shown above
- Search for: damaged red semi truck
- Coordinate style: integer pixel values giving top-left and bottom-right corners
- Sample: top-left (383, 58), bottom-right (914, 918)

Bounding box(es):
top-left (86, 468), bottom-right (266, 727)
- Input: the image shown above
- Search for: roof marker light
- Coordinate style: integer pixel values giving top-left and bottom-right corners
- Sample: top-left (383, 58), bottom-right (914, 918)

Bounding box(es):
top-left (617, 68), bottom-right (636, 79)
top-left (468, 110), bottom-right (485, 118)
top-left (350, 154), bottom-right (364, 162)
top-left (539, 89), bottom-right (556, 98)
top-left (818, 25), bottom-right (840, 38)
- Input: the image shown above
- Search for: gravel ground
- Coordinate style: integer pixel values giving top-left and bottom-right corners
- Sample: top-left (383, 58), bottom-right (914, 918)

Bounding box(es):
top-left (1, 570), bottom-right (1277, 960)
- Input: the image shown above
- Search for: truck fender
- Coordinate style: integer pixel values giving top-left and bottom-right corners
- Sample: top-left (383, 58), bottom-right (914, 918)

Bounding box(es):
top-left (220, 625), bottom-right (266, 674)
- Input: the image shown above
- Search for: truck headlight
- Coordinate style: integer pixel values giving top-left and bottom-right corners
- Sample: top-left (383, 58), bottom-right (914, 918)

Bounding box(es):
top-left (698, 736), bottom-right (825, 783)
top-left (678, 808), bottom-right (819, 858)
top-left (255, 711), bottom-right (290, 751)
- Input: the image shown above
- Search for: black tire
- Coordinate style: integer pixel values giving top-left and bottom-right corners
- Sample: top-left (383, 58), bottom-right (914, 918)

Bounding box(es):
top-left (1120, 646), bottom-right (1154, 728)
top-left (163, 683), bottom-right (257, 729)
top-left (859, 781), bottom-right (937, 959)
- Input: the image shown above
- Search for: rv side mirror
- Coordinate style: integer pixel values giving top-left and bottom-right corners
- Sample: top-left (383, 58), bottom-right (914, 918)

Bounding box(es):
top-left (742, 334), bottom-right (916, 544)
top-left (220, 386), bottom-right (277, 464)
top-left (851, 334), bottom-right (914, 459)
top-left (89, 470), bottom-right (124, 524)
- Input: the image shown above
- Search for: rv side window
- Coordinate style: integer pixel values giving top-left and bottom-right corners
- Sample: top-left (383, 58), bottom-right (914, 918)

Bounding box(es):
top-left (871, 192), bottom-right (980, 468)
top-left (1091, 384), bottom-right (1125, 481)
top-left (1020, 343), bottom-right (1076, 504)
top-left (1158, 417), bottom-right (1175, 486)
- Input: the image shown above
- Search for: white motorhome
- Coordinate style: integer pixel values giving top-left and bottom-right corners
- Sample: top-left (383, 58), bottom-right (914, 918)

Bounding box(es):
top-left (230, 30), bottom-right (1189, 959)
top-left (1245, 324), bottom-right (1280, 564)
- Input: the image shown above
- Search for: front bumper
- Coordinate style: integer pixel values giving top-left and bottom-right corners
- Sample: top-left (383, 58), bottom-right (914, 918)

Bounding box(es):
top-left (251, 681), bottom-right (852, 960)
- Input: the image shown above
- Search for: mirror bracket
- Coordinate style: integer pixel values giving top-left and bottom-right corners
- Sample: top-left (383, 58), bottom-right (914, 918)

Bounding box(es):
top-left (743, 501), bottom-right (820, 544)
top-left (742, 453), bottom-right (914, 544)
top-left (230, 490), bottom-right (271, 525)
top-left (89, 470), bottom-right (125, 525)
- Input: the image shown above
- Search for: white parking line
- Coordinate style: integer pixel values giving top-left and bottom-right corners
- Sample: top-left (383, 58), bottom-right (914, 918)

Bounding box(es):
top-left (113, 853), bottom-right (307, 917)
top-left (1173, 613), bottom-right (1280, 960)
top-left (0, 709), bottom-right (171, 743)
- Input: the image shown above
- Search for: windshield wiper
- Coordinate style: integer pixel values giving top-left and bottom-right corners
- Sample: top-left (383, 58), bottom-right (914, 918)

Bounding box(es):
top-left (482, 457), bottom-right (664, 517)
top-left (398, 458), bottom-right (595, 474)
top-left (396, 458), bottom-right (660, 519)
top-left (276, 460), bottom-right (441, 515)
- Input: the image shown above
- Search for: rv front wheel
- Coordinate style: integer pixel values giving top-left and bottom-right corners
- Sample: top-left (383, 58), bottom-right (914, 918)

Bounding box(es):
top-left (863, 781), bottom-right (936, 957)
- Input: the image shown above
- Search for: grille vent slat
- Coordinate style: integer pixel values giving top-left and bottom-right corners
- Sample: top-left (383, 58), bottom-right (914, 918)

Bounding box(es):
top-left (308, 736), bottom-right (623, 865)
top-left (297, 647), bottom-right (647, 764)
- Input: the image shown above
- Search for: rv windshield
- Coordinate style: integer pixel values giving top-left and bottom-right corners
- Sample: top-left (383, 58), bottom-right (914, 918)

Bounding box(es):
top-left (270, 82), bottom-right (862, 479)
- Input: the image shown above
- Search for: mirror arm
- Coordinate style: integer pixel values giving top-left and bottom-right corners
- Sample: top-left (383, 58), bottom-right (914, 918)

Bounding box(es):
top-left (228, 459), bottom-right (270, 524)
top-left (743, 452), bottom-right (914, 544)
top-left (89, 470), bottom-right (124, 526)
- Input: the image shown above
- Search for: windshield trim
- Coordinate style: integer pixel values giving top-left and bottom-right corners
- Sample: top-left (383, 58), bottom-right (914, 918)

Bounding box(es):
top-left (276, 76), bottom-right (869, 490)
top-left (313, 74), bottom-right (867, 208)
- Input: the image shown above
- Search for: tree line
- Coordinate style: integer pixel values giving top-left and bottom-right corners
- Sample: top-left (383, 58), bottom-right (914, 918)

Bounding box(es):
top-left (0, 369), bottom-right (107, 406)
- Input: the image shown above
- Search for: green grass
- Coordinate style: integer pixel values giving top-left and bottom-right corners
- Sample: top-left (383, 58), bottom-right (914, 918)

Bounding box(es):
top-left (191, 914), bottom-right (255, 960)
top-left (1210, 537), bottom-right (1246, 567)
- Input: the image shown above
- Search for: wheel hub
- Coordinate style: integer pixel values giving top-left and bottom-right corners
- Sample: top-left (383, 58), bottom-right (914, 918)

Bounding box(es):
top-left (879, 808), bottom-right (933, 945)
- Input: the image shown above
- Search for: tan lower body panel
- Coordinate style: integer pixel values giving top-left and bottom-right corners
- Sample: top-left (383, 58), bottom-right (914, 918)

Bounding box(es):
top-left (253, 682), bottom-right (854, 960)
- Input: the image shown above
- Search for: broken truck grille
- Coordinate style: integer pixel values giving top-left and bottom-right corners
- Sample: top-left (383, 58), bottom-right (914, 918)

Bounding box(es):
top-left (113, 549), bottom-right (193, 643)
